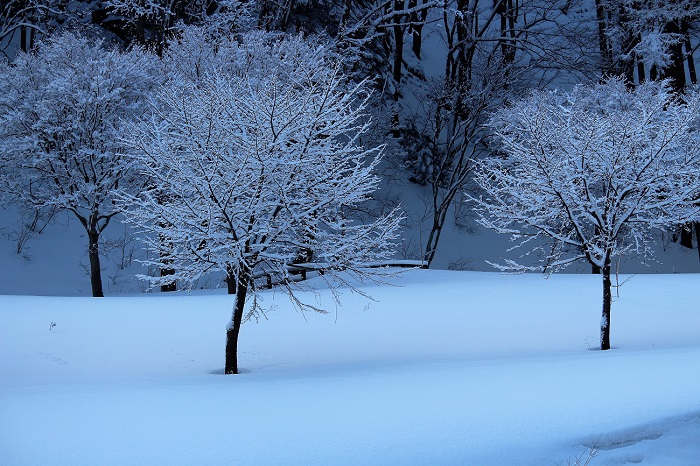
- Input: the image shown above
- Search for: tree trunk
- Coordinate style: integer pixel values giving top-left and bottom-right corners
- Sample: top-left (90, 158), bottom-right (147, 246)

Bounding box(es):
top-left (636, 56), bottom-right (646, 84)
top-left (649, 64), bottom-right (658, 81)
top-left (663, 19), bottom-right (686, 94)
top-left (160, 233), bottom-right (177, 292)
top-left (592, 227), bottom-right (602, 275)
top-left (391, 1), bottom-right (405, 138)
top-left (683, 18), bottom-right (696, 85)
top-left (680, 224), bottom-right (693, 249)
top-left (617, 4), bottom-right (637, 86)
top-left (160, 268), bottom-right (177, 292)
top-left (158, 211), bottom-right (176, 291)
top-left (409, 0), bottom-right (429, 60)
top-left (28, 27), bottom-right (35, 50)
top-left (670, 18), bottom-right (693, 252)
top-left (595, 0), bottom-right (612, 75)
top-left (226, 267), bottom-right (237, 295)
top-left (600, 255), bottom-right (612, 350)
top-left (20, 25), bottom-right (28, 52)
top-left (224, 270), bottom-right (248, 374)
top-left (423, 196), bottom-right (451, 267)
top-left (88, 228), bottom-right (104, 298)
top-left (695, 222), bottom-right (700, 262)
top-left (412, 25), bottom-right (424, 59)
top-left (497, 0), bottom-right (517, 66)
top-left (136, 15), bottom-right (146, 45)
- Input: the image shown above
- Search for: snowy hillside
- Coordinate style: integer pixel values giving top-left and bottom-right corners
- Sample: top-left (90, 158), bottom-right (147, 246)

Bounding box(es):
top-left (1, 1), bottom-right (699, 297)
top-left (2, 197), bottom-right (700, 297)
top-left (2, 269), bottom-right (700, 465)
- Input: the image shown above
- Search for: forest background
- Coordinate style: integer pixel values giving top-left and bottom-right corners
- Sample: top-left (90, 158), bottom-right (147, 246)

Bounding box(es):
top-left (1, 0), bottom-right (700, 297)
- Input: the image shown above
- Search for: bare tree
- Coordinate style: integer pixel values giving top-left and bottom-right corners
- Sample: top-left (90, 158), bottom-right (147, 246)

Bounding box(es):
top-left (470, 78), bottom-right (700, 350)
top-left (120, 32), bottom-right (402, 374)
top-left (401, 0), bottom-right (581, 266)
top-left (332, 0), bottom-right (439, 133)
top-left (0, 0), bottom-right (69, 60)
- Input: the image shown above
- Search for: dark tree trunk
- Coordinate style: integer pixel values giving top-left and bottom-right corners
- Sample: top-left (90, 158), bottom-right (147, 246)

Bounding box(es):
top-left (663, 19), bottom-right (686, 94)
top-left (391, 0), bottom-right (405, 138)
top-left (695, 222), bottom-right (700, 262)
top-left (412, 25), bottom-right (424, 59)
top-left (423, 216), bottom-right (444, 266)
top-left (159, 232), bottom-right (176, 292)
top-left (618, 5), bottom-right (637, 86)
top-left (423, 188), bottom-right (455, 267)
top-left (685, 21), bottom-right (697, 85)
top-left (636, 56), bottom-right (646, 83)
top-left (595, 0), bottom-right (612, 75)
top-left (160, 268), bottom-right (177, 292)
top-left (226, 267), bottom-right (237, 295)
top-left (20, 25), bottom-right (28, 52)
top-left (157, 205), bottom-right (176, 291)
top-left (454, 0), bottom-right (474, 91)
top-left (680, 224), bottom-right (693, 249)
top-left (628, 2), bottom-right (646, 83)
top-left (650, 64), bottom-right (659, 81)
top-left (224, 269), bottom-right (248, 374)
top-left (497, 0), bottom-right (517, 66)
top-left (664, 20), bottom-right (692, 251)
top-left (409, 0), bottom-right (429, 59)
top-left (644, 12), bottom-right (689, 89)
top-left (592, 227), bottom-right (602, 274)
top-left (135, 15), bottom-right (146, 45)
top-left (411, 24), bottom-right (423, 60)
top-left (88, 228), bottom-right (104, 298)
top-left (600, 255), bottom-right (612, 350)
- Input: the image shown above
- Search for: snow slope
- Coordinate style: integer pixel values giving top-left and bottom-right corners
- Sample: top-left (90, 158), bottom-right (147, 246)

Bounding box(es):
top-left (2, 269), bottom-right (699, 465)
top-left (2, 198), bottom-right (699, 298)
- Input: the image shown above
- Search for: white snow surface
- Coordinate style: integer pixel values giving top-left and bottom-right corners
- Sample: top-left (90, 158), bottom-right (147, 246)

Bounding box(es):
top-left (2, 269), bottom-right (699, 465)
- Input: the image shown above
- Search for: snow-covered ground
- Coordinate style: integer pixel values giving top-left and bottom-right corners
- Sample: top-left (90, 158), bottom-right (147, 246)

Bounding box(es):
top-left (2, 269), bottom-right (699, 465)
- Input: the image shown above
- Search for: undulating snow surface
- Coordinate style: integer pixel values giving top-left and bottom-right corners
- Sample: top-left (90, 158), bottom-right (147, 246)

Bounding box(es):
top-left (2, 269), bottom-right (699, 465)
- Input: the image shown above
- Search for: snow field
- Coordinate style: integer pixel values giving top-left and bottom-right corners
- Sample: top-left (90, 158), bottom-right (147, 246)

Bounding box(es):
top-left (1, 269), bottom-right (699, 465)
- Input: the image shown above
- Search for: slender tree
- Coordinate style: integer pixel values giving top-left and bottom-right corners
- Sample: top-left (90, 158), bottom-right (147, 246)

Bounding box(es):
top-left (120, 32), bottom-right (402, 374)
top-left (471, 79), bottom-right (700, 350)
top-left (0, 32), bottom-right (160, 296)
top-left (401, 0), bottom-right (581, 266)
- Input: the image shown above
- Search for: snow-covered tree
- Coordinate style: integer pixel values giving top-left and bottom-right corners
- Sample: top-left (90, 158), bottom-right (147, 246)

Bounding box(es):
top-left (595, 0), bottom-right (700, 85)
top-left (102, 0), bottom-right (253, 53)
top-left (0, 32), bottom-right (160, 297)
top-left (158, 27), bottom-right (341, 290)
top-left (470, 78), bottom-right (700, 350)
top-left (120, 32), bottom-right (402, 374)
top-left (162, 25), bottom-right (325, 85)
